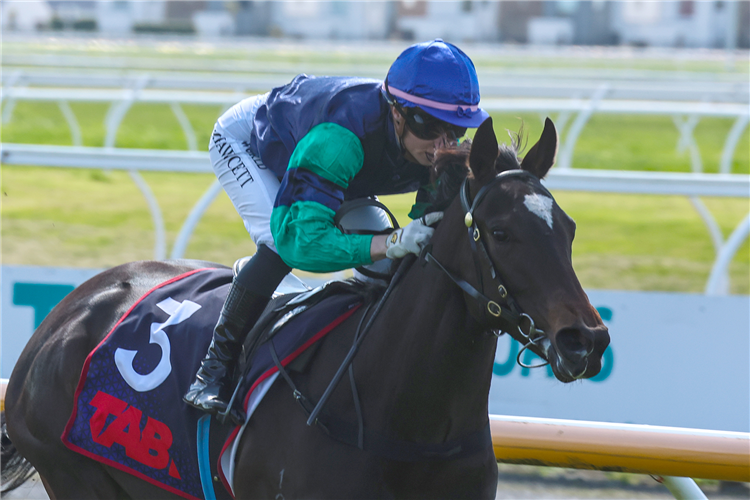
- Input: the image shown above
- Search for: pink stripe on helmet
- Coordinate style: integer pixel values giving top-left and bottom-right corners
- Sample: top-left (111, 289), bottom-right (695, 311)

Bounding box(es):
top-left (383, 82), bottom-right (479, 112)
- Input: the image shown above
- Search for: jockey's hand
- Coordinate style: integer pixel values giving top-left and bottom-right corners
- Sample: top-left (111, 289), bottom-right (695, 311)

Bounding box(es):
top-left (385, 212), bottom-right (444, 259)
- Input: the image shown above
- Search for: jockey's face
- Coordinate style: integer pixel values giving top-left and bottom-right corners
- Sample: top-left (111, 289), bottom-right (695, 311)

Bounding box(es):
top-left (391, 107), bottom-right (456, 167)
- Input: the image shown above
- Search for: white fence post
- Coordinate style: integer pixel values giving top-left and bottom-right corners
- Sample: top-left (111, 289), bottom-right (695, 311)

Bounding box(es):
top-left (657, 476), bottom-right (709, 500)
top-left (720, 113), bottom-right (750, 174)
top-left (706, 213), bottom-right (750, 296)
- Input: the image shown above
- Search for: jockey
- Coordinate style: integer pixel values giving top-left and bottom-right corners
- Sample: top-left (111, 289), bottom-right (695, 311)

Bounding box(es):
top-left (183, 39), bottom-right (489, 423)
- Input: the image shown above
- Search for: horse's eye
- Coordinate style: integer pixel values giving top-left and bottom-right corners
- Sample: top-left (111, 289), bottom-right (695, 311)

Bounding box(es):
top-left (492, 230), bottom-right (509, 242)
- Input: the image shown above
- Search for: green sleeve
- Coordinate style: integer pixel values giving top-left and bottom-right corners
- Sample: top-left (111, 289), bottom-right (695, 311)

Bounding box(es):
top-left (271, 203), bottom-right (373, 272)
top-left (270, 122), bottom-right (374, 273)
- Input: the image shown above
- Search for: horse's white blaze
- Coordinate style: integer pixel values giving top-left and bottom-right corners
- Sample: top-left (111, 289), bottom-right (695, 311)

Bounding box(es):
top-left (523, 193), bottom-right (554, 229)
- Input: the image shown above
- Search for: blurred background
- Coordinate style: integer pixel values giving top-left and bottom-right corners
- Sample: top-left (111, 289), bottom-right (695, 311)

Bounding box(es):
top-left (2, 0), bottom-right (749, 47)
top-left (1, 1), bottom-right (749, 496)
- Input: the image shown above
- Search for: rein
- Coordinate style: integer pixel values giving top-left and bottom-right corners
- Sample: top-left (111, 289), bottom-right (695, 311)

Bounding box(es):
top-left (422, 170), bottom-right (551, 367)
top-left (305, 254), bottom-right (414, 427)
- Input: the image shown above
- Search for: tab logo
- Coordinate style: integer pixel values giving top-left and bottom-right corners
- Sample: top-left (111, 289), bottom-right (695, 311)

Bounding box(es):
top-left (89, 391), bottom-right (181, 479)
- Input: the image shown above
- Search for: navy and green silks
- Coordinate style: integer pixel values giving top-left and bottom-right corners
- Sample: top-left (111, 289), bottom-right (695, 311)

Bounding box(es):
top-left (271, 124), bottom-right (373, 272)
top-left (249, 75), bottom-right (428, 198)
top-left (255, 75), bottom-right (432, 272)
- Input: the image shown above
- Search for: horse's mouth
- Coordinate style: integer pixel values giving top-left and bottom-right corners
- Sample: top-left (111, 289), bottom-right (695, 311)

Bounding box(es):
top-left (547, 323), bottom-right (609, 383)
top-left (551, 354), bottom-right (596, 383)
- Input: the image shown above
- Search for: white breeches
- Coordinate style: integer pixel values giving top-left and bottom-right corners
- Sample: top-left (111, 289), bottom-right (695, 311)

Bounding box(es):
top-left (210, 94), bottom-right (281, 251)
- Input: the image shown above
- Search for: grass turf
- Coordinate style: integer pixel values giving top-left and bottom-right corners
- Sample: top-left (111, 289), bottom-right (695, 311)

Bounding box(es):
top-left (2, 163), bottom-right (747, 294)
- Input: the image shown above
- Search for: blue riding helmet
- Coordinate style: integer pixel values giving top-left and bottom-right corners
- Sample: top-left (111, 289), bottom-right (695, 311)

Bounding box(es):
top-left (383, 39), bottom-right (489, 130)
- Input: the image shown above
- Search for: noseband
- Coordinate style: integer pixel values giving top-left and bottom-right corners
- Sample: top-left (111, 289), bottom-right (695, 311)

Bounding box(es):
top-left (422, 169), bottom-right (551, 368)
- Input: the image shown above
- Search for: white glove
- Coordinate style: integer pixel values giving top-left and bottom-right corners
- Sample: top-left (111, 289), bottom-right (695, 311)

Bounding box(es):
top-left (385, 212), bottom-right (444, 259)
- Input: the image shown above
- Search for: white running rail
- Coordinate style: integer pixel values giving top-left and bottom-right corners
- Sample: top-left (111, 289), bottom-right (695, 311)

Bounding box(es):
top-left (2, 142), bottom-right (748, 296)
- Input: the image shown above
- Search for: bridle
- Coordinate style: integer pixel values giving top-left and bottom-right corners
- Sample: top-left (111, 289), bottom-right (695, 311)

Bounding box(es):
top-left (286, 170), bottom-right (553, 455)
top-left (421, 169), bottom-right (552, 368)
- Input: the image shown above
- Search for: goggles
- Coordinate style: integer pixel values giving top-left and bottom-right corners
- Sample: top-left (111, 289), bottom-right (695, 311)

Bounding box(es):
top-left (383, 79), bottom-right (467, 141)
top-left (399, 106), bottom-right (467, 141)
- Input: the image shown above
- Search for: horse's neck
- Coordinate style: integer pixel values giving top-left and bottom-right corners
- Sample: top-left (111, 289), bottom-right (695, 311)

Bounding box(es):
top-left (359, 218), bottom-right (497, 441)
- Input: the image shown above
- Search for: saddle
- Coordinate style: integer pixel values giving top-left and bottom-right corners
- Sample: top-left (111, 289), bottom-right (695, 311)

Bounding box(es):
top-left (249, 282), bottom-right (355, 343)
top-left (232, 255), bottom-right (374, 371)
top-left (231, 256), bottom-right (376, 412)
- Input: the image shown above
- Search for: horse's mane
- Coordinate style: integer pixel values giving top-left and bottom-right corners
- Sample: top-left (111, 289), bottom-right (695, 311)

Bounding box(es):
top-left (423, 141), bottom-right (471, 213)
top-left (424, 131), bottom-right (524, 214)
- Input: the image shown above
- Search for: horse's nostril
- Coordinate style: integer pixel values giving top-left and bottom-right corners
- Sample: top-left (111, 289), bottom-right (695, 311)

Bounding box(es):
top-left (556, 327), bottom-right (592, 357)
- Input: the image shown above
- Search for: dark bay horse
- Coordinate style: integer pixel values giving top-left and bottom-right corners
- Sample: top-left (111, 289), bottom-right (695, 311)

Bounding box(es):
top-left (3, 117), bottom-right (609, 499)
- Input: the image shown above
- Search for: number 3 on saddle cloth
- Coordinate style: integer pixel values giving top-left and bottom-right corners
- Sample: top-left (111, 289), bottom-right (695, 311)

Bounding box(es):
top-left (62, 267), bottom-right (363, 500)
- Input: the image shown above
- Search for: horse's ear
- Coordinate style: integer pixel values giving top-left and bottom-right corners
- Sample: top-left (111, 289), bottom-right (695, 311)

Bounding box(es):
top-left (521, 118), bottom-right (558, 179)
top-left (469, 117), bottom-right (499, 185)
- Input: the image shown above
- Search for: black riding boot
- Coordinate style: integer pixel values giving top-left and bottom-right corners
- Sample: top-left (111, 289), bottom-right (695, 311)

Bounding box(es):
top-left (183, 245), bottom-right (291, 425)
top-left (182, 279), bottom-right (268, 424)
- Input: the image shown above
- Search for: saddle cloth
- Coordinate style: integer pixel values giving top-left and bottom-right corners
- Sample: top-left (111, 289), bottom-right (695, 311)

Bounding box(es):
top-left (62, 267), bottom-right (362, 500)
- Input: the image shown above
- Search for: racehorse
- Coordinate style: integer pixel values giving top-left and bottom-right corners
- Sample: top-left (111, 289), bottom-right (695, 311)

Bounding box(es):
top-left (2, 117), bottom-right (609, 499)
